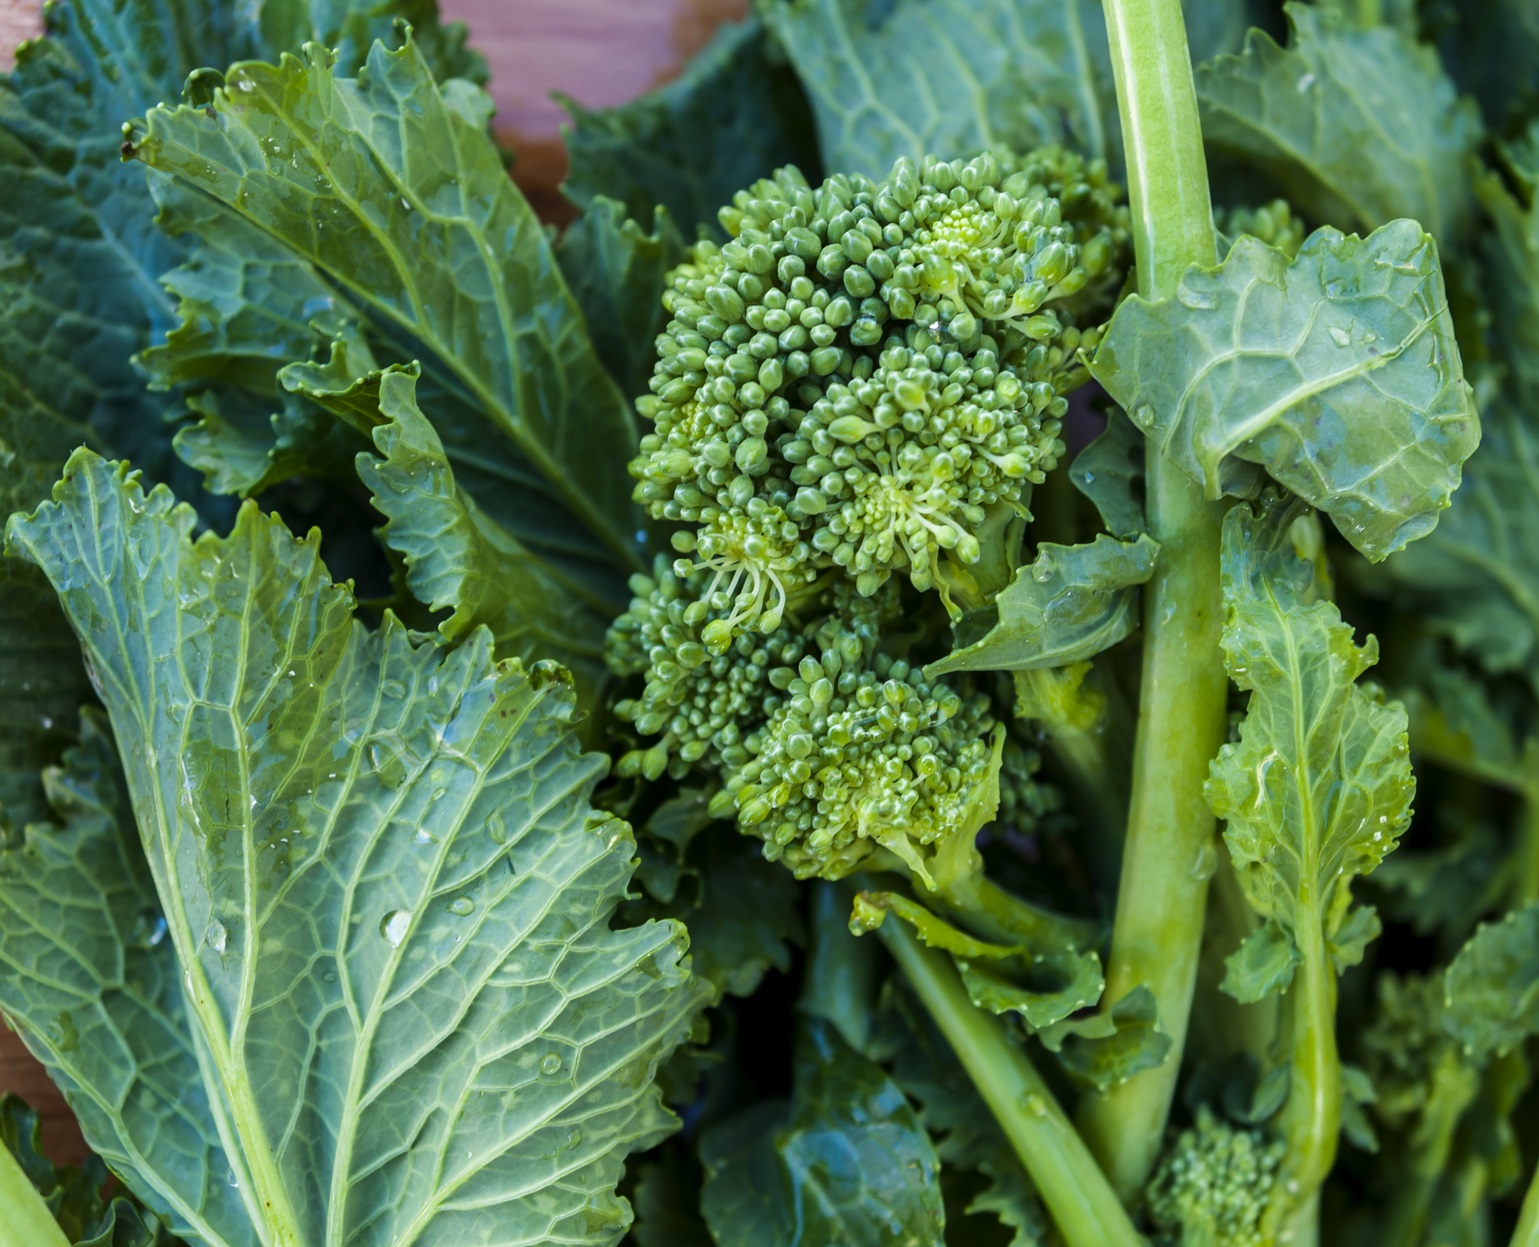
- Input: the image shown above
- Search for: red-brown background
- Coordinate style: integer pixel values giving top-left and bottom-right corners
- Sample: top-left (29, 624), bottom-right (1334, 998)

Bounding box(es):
top-left (0, 0), bottom-right (744, 1165)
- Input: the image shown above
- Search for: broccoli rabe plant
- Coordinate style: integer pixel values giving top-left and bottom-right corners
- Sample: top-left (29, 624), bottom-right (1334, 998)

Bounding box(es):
top-left (3, 1), bottom-right (1539, 1247)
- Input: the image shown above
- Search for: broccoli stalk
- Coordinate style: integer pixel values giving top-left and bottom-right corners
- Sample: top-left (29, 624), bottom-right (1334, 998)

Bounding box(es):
top-left (1075, 0), bottom-right (1230, 1199)
top-left (876, 914), bottom-right (1143, 1247)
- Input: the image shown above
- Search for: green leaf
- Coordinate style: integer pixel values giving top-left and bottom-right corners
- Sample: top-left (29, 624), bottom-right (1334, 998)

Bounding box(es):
top-left (1090, 221), bottom-right (1479, 561)
top-left (1207, 495), bottom-right (1413, 965)
top-left (682, 831), bottom-right (803, 1000)
top-left (1042, 985), bottom-right (1172, 1092)
top-left (1195, 2), bottom-right (1483, 245)
top-left (0, 564), bottom-right (90, 840)
top-left (126, 39), bottom-right (645, 584)
top-left (629, 1152), bottom-right (713, 1247)
top-left (560, 17), bottom-right (819, 237)
top-left (1428, 0), bottom-right (1539, 133)
top-left (0, 713), bottom-right (246, 1245)
top-left (4, 450), bottom-right (711, 1247)
top-left (927, 534), bottom-right (1158, 676)
top-left (1480, 148), bottom-right (1539, 403)
top-left (761, 0), bottom-right (1119, 180)
top-left (1, 1096), bottom-right (179, 1247)
top-left (853, 892), bottom-right (1104, 1031)
top-left (1444, 903), bottom-right (1539, 1063)
top-left (1222, 919), bottom-right (1302, 1004)
top-left (699, 1017), bottom-right (945, 1247)
top-left (297, 363), bottom-right (612, 693)
top-left (1069, 408), bottom-right (1146, 538)
top-left (556, 199), bottom-right (689, 407)
top-left (1376, 396), bottom-right (1539, 685)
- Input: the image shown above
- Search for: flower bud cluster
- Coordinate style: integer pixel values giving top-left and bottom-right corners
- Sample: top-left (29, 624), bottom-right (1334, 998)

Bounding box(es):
top-left (607, 562), bottom-right (1000, 881)
top-left (631, 148), bottom-right (1129, 646)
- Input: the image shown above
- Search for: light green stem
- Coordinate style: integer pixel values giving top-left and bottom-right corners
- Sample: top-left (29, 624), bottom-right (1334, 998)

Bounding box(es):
top-left (933, 872), bottom-right (1102, 951)
top-left (1513, 1159), bottom-right (1539, 1247)
top-left (1266, 913), bottom-right (1338, 1245)
top-left (877, 918), bottom-right (1145, 1247)
top-left (0, 1138), bottom-right (71, 1247)
top-left (1079, 0), bottom-right (1229, 1198)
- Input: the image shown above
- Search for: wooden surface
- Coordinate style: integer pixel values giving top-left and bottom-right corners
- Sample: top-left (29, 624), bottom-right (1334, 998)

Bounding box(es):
top-left (0, 0), bottom-right (743, 1166)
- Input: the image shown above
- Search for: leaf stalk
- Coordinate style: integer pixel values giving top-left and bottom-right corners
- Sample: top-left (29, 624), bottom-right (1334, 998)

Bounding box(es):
top-left (1078, 0), bottom-right (1229, 1198)
top-left (875, 916), bottom-right (1144, 1247)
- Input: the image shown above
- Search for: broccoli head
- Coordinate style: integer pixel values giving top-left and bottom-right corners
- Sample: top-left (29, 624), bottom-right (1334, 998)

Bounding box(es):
top-left (631, 149), bottom-right (1130, 643)
top-left (1144, 1108), bottom-right (1284, 1247)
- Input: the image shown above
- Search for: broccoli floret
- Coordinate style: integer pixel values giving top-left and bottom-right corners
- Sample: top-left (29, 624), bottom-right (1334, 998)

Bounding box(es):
top-left (1215, 198), bottom-right (1306, 259)
top-left (632, 148), bottom-right (1129, 644)
top-left (610, 559), bottom-right (1004, 883)
top-left (1144, 1108), bottom-right (1284, 1247)
top-left (1360, 972), bottom-right (1453, 1124)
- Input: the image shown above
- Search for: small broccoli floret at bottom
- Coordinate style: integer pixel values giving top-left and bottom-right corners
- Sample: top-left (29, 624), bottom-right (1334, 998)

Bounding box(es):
top-left (606, 558), bottom-right (1006, 885)
top-left (1144, 1108), bottom-right (1284, 1247)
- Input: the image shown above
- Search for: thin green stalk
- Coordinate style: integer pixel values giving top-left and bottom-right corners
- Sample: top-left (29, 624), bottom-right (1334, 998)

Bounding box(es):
top-left (0, 1140), bottom-right (71, 1247)
top-left (933, 872), bottom-right (1102, 951)
top-left (876, 917), bottom-right (1145, 1247)
top-left (1266, 914), bottom-right (1337, 1245)
top-left (1512, 1159), bottom-right (1539, 1247)
top-left (1381, 1053), bottom-right (1480, 1247)
top-left (1079, 0), bottom-right (1229, 1198)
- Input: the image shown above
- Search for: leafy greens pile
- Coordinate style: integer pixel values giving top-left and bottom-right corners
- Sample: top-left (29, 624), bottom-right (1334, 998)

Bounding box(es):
top-left (0, 0), bottom-right (1537, 1245)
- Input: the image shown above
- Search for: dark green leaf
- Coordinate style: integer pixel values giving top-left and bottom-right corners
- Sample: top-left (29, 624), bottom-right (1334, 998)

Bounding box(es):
top-left (762, 0), bottom-right (1119, 179)
top-left (630, 1152), bottom-right (713, 1247)
top-left (1, 1096), bottom-right (180, 1247)
top-left (560, 17), bottom-right (819, 237)
top-left (1444, 903), bottom-right (1539, 1063)
top-left (697, 1101), bottom-right (792, 1246)
top-left (699, 1017), bottom-right (945, 1247)
top-left (127, 39), bottom-right (646, 590)
top-left (1426, 0), bottom-right (1539, 133)
top-left (1091, 221), bottom-right (1479, 561)
top-left (1376, 396), bottom-right (1539, 686)
top-left (556, 199), bottom-right (690, 406)
top-left (1221, 919), bottom-right (1301, 1003)
top-left (684, 832), bottom-right (803, 1000)
top-left (294, 362), bottom-right (612, 692)
top-left (5, 450), bottom-right (710, 1246)
top-left (927, 534), bottom-right (1158, 676)
top-left (1069, 408), bottom-right (1146, 538)
top-left (1196, 2), bottom-right (1483, 245)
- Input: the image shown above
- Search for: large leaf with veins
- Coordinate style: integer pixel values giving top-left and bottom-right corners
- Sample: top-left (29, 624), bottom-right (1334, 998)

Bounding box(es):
top-left (4, 451), bottom-right (710, 1246)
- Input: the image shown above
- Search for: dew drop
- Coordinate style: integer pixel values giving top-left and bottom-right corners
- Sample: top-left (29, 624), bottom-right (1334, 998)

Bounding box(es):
top-left (1329, 326), bottom-right (1352, 348)
top-left (540, 1052), bottom-right (563, 1076)
top-left (129, 909), bottom-right (168, 949)
top-left (448, 897), bottom-right (476, 916)
top-left (415, 828), bottom-right (438, 845)
top-left (487, 813), bottom-right (508, 844)
top-left (380, 910), bottom-right (411, 948)
top-left (206, 919), bottom-right (228, 955)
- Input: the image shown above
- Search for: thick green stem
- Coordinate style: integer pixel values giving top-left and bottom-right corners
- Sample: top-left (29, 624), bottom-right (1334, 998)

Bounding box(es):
top-left (0, 1138), bottom-right (71, 1247)
top-left (1079, 0), bottom-right (1229, 1198)
top-left (876, 918), bottom-right (1145, 1247)
top-left (1513, 1159), bottom-right (1539, 1247)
